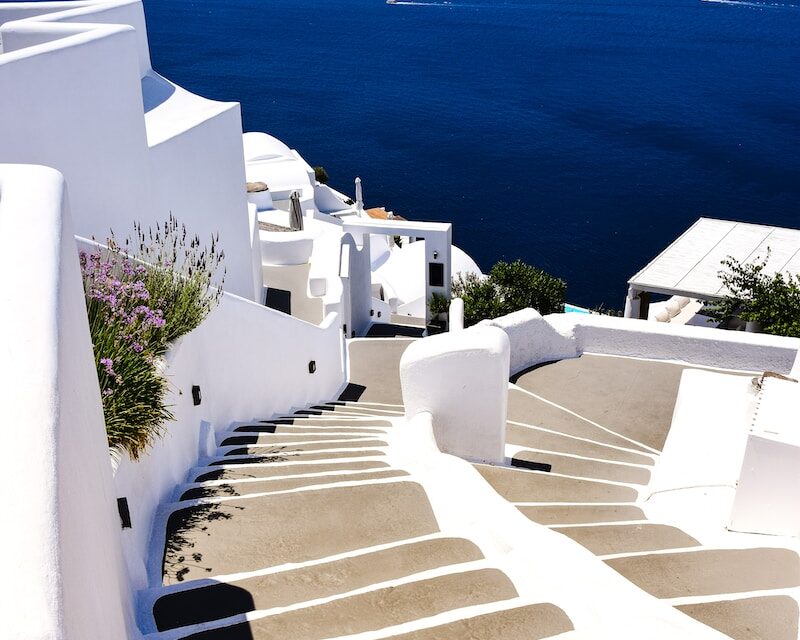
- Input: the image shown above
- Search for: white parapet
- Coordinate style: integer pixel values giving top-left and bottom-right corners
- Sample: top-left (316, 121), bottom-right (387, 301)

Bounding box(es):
top-left (399, 325), bottom-right (510, 463)
top-left (730, 376), bottom-right (800, 537)
top-left (480, 307), bottom-right (578, 375)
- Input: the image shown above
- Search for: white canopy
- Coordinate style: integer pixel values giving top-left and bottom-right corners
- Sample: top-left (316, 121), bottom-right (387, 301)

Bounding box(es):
top-left (629, 217), bottom-right (800, 300)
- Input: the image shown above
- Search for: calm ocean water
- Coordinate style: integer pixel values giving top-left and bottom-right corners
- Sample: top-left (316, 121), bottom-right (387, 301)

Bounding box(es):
top-left (144, 0), bottom-right (800, 308)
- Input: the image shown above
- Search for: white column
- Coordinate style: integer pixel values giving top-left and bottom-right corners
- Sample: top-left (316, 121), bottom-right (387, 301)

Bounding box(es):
top-left (624, 285), bottom-right (640, 319)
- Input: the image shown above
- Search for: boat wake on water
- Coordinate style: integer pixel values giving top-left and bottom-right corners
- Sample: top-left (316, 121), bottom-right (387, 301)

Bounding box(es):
top-left (701, 0), bottom-right (799, 8)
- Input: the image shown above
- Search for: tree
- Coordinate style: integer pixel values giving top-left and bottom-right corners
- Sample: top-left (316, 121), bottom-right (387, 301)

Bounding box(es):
top-left (450, 259), bottom-right (566, 327)
top-left (707, 250), bottom-right (800, 337)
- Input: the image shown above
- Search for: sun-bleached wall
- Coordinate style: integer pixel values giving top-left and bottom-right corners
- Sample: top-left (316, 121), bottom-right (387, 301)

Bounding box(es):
top-left (482, 309), bottom-right (800, 376)
top-left (0, 17), bottom-right (154, 243)
top-left (0, 0), bottom-right (151, 76)
top-left (400, 326), bottom-right (510, 464)
top-left (146, 103), bottom-right (255, 299)
top-left (0, 1), bottom-right (257, 300)
top-left (0, 165), bottom-right (135, 640)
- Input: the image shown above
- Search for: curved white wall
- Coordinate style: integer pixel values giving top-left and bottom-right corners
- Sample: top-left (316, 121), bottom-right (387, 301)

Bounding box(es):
top-left (75, 238), bottom-right (347, 595)
top-left (400, 326), bottom-right (509, 463)
top-left (0, 0), bottom-right (257, 300)
top-left (0, 165), bottom-right (135, 640)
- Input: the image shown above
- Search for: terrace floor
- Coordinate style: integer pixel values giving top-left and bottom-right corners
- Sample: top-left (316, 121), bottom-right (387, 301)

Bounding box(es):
top-left (479, 353), bottom-right (800, 640)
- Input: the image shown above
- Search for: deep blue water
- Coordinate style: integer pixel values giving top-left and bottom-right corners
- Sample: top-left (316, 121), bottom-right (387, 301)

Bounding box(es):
top-left (143, 0), bottom-right (800, 308)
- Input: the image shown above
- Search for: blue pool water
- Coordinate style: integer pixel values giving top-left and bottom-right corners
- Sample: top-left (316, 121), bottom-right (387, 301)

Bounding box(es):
top-left (143, 0), bottom-right (800, 309)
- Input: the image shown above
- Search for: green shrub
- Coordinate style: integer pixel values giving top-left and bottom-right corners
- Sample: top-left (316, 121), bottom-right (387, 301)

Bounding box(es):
top-left (452, 260), bottom-right (566, 327)
top-left (707, 250), bottom-right (800, 337)
top-left (314, 166), bottom-right (330, 185)
top-left (428, 292), bottom-right (450, 316)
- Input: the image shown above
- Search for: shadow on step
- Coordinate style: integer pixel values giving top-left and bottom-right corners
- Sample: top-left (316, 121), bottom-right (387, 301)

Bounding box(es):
top-left (338, 383), bottom-right (366, 402)
top-left (154, 582), bottom-right (256, 634)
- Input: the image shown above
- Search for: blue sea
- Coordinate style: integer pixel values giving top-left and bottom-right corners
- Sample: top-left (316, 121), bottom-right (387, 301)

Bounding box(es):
top-left (143, 0), bottom-right (800, 309)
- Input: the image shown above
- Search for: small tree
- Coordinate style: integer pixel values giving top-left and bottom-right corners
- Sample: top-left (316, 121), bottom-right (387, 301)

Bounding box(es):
top-left (708, 250), bottom-right (800, 337)
top-left (452, 259), bottom-right (566, 327)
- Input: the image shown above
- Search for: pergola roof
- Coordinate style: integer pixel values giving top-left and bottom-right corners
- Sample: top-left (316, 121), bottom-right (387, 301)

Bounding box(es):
top-left (629, 217), bottom-right (800, 300)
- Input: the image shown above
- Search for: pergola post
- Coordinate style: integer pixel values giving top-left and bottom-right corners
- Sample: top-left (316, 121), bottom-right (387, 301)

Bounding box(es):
top-left (624, 285), bottom-right (640, 319)
top-left (624, 286), bottom-right (651, 320)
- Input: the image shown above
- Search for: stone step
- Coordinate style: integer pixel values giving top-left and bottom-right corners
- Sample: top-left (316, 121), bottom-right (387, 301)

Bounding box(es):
top-left (507, 389), bottom-right (653, 454)
top-left (170, 568), bottom-right (519, 640)
top-left (517, 504), bottom-right (646, 526)
top-left (475, 464), bottom-right (639, 504)
top-left (207, 449), bottom-right (386, 467)
top-left (605, 547), bottom-right (800, 599)
top-left (269, 416), bottom-right (396, 425)
top-left (192, 460), bottom-right (391, 483)
top-left (221, 438), bottom-right (388, 457)
top-left (380, 602), bottom-right (573, 640)
top-left (311, 404), bottom-right (404, 416)
top-left (506, 423), bottom-right (654, 466)
top-left (229, 425), bottom-right (387, 436)
top-left (236, 419), bottom-right (393, 431)
top-left (511, 451), bottom-right (651, 486)
top-left (180, 469), bottom-right (409, 500)
top-left (552, 523), bottom-right (700, 556)
top-left (676, 596), bottom-right (799, 640)
top-left (220, 433), bottom-right (385, 447)
top-left (162, 481), bottom-right (440, 585)
top-left (152, 537), bottom-right (484, 631)
top-left (511, 354), bottom-right (690, 452)
top-left (343, 338), bottom-right (413, 405)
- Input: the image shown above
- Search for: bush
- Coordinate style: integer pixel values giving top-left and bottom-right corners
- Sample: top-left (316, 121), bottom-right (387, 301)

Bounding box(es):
top-left (452, 259), bottom-right (566, 327)
top-left (120, 215), bottom-right (226, 349)
top-left (428, 291), bottom-right (450, 316)
top-left (707, 250), bottom-right (800, 337)
top-left (313, 166), bottom-right (329, 185)
top-left (82, 217), bottom-right (226, 458)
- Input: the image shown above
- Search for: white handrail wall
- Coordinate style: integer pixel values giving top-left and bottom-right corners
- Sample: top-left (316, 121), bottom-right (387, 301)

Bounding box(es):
top-left (0, 165), bottom-right (135, 640)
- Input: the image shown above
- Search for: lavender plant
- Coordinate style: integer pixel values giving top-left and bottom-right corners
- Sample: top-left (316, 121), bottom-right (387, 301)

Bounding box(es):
top-left (115, 214), bottom-right (226, 349)
top-left (82, 216), bottom-right (226, 458)
top-left (80, 250), bottom-right (173, 458)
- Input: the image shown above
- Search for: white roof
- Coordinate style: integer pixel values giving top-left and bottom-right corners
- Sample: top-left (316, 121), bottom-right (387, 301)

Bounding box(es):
top-left (629, 217), bottom-right (800, 299)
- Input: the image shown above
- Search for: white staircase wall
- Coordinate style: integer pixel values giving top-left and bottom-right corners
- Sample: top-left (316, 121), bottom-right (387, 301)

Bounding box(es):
top-left (0, 165), bottom-right (135, 640)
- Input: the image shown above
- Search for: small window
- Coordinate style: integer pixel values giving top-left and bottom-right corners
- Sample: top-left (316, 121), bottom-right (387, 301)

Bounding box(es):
top-left (428, 262), bottom-right (445, 288)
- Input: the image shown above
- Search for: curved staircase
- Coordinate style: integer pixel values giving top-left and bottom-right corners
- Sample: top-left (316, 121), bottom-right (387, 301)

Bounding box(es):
top-left (139, 338), bottom-right (574, 639)
top-left (140, 341), bottom-right (800, 640)
top-left (477, 354), bottom-right (800, 640)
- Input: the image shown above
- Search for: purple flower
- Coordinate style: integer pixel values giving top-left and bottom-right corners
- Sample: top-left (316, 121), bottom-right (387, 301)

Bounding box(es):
top-left (100, 357), bottom-right (115, 376)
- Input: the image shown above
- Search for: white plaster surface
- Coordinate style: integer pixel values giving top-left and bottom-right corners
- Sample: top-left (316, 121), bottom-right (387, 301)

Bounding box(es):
top-left (0, 1), bottom-right (257, 300)
top-left (486, 308), bottom-right (800, 375)
top-left (648, 369), bottom-right (758, 499)
top-left (400, 326), bottom-right (509, 463)
top-left (730, 377), bottom-right (800, 536)
top-left (107, 285), bottom-right (346, 593)
top-left (480, 308), bottom-right (578, 375)
top-left (0, 165), bottom-right (135, 640)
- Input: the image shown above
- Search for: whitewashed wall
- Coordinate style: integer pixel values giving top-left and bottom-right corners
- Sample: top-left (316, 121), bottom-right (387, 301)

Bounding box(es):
top-left (0, 165), bottom-right (136, 640)
top-left (400, 326), bottom-right (510, 463)
top-left (0, 0), bottom-right (257, 300)
top-left (147, 103), bottom-right (255, 299)
top-left (0, 0), bottom-right (151, 76)
top-left (484, 309), bottom-right (800, 375)
top-left (75, 237), bottom-right (347, 592)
